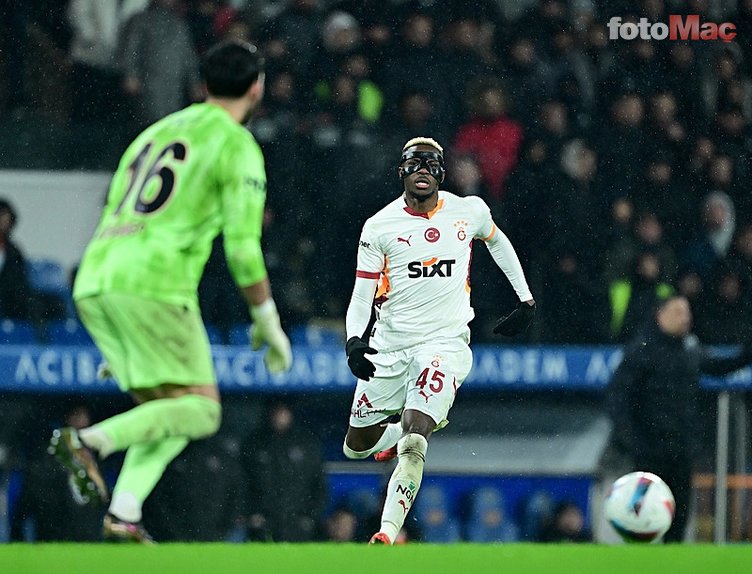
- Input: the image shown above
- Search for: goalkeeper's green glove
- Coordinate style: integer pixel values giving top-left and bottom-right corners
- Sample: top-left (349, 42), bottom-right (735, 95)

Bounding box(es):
top-left (250, 299), bottom-right (293, 374)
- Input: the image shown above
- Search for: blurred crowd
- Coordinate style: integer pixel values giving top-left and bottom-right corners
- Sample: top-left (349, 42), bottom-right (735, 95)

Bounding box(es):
top-left (3, 0), bottom-right (752, 344)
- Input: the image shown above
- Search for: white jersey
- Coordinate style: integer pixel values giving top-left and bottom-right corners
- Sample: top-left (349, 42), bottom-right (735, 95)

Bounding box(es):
top-left (354, 191), bottom-right (496, 352)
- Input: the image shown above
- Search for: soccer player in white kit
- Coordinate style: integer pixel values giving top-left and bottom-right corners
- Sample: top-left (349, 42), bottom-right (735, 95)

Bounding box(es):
top-left (342, 137), bottom-right (536, 544)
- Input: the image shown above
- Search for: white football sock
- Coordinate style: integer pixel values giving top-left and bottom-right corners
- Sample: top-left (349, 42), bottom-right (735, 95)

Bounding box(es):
top-left (379, 433), bottom-right (428, 543)
top-left (109, 492), bottom-right (142, 523)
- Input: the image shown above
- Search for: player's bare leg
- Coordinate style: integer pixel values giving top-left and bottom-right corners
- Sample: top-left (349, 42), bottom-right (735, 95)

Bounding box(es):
top-left (370, 409), bottom-right (434, 545)
top-left (343, 421), bottom-right (403, 461)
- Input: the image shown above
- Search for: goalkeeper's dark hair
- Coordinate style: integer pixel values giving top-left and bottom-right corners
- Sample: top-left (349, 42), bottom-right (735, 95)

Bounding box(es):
top-left (202, 40), bottom-right (265, 98)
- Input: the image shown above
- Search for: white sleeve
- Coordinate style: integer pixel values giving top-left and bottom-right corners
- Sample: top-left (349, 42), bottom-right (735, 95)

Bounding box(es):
top-left (346, 277), bottom-right (378, 340)
top-left (468, 196), bottom-right (533, 302)
top-left (484, 223), bottom-right (534, 302)
top-left (346, 220), bottom-right (383, 340)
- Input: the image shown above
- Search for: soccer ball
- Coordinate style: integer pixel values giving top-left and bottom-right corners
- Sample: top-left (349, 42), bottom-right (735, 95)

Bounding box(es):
top-left (604, 471), bottom-right (676, 543)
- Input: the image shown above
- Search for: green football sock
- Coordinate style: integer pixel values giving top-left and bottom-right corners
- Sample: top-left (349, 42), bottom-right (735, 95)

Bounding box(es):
top-left (109, 437), bottom-right (189, 523)
top-left (80, 394), bottom-right (221, 458)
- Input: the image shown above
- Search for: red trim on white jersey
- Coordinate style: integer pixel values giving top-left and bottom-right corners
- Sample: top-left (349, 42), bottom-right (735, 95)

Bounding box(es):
top-left (356, 270), bottom-right (381, 279)
top-left (403, 206), bottom-right (430, 219)
top-left (403, 198), bottom-right (445, 219)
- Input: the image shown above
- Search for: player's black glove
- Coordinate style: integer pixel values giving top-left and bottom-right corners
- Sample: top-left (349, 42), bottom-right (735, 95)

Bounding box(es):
top-left (493, 301), bottom-right (536, 337)
top-left (346, 336), bottom-right (378, 381)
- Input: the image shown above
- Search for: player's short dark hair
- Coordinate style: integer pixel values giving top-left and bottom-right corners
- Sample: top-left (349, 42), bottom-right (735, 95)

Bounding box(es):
top-left (201, 40), bottom-right (265, 98)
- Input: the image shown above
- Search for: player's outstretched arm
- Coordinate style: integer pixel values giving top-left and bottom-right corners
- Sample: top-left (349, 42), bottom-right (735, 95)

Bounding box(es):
top-left (482, 221), bottom-right (535, 336)
top-left (220, 136), bottom-right (292, 373)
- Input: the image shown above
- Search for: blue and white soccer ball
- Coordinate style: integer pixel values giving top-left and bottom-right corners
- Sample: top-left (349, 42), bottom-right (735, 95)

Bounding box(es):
top-left (604, 471), bottom-right (676, 543)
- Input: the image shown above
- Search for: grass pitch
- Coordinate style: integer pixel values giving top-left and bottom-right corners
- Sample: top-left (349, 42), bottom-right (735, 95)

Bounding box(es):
top-left (2, 543), bottom-right (749, 574)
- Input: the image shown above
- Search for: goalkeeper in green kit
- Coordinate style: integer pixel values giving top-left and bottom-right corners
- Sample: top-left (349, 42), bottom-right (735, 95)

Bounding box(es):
top-left (48, 40), bottom-right (292, 543)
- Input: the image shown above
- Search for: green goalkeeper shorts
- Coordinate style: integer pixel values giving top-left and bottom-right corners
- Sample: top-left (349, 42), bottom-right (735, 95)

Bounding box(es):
top-left (75, 293), bottom-right (216, 392)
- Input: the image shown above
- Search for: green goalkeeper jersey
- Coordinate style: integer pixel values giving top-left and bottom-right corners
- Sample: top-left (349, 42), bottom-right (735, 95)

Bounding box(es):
top-left (73, 103), bottom-right (268, 307)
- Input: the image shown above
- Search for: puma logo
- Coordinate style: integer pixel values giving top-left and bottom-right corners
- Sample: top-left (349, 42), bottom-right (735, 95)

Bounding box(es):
top-left (419, 390), bottom-right (433, 403)
top-left (397, 235), bottom-right (412, 247)
top-left (398, 499), bottom-right (409, 515)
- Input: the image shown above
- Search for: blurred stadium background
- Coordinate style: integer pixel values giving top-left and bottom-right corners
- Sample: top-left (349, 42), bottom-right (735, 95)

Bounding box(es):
top-left (1, 0), bottom-right (752, 547)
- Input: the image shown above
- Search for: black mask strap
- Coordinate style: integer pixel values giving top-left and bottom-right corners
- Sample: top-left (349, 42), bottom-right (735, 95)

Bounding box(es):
top-left (399, 150), bottom-right (445, 182)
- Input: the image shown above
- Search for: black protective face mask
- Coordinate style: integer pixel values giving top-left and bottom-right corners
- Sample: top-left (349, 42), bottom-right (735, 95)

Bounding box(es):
top-left (399, 150), bottom-right (445, 182)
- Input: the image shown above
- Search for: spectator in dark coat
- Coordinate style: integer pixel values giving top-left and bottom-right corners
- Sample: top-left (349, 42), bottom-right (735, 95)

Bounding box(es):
top-left (541, 250), bottom-right (609, 344)
top-left (694, 260), bottom-right (752, 344)
top-left (11, 405), bottom-right (102, 541)
top-left (528, 99), bottom-right (573, 163)
top-left (608, 296), bottom-right (752, 542)
top-left (549, 139), bottom-right (608, 278)
top-left (266, 0), bottom-right (324, 77)
top-left (646, 91), bottom-right (688, 156)
top-left (597, 92), bottom-right (647, 202)
top-left (377, 6), bottom-right (448, 124)
top-left (604, 212), bottom-right (677, 284)
top-left (501, 139), bottom-right (557, 263)
top-left (0, 199), bottom-right (30, 320)
top-left (121, 0), bottom-right (202, 125)
top-left (728, 222), bottom-right (752, 277)
top-left (609, 251), bottom-right (674, 342)
top-left (540, 501), bottom-right (591, 543)
top-left (145, 435), bottom-right (248, 541)
top-left (495, 34), bottom-right (554, 125)
top-left (682, 191), bottom-right (736, 281)
top-left (241, 402), bottom-right (326, 542)
top-left (634, 154), bottom-right (697, 250)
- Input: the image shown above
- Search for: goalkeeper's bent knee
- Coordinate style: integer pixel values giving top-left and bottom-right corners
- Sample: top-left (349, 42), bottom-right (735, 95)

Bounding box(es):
top-left (180, 394), bottom-right (222, 440)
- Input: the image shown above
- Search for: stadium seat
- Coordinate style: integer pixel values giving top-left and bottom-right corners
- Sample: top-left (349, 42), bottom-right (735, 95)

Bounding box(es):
top-left (519, 490), bottom-right (555, 542)
top-left (345, 487), bottom-right (380, 522)
top-left (413, 484), bottom-right (462, 543)
top-left (27, 259), bottom-right (68, 296)
top-left (465, 486), bottom-right (519, 542)
top-left (46, 319), bottom-right (93, 345)
top-left (0, 319), bottom-right (37, 344)
top-left (204, 324), bottom-right (224, 345)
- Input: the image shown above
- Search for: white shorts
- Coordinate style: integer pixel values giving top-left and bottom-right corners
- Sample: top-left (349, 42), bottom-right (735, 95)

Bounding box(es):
top-left (348, 337), bottom-right (473, 428)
